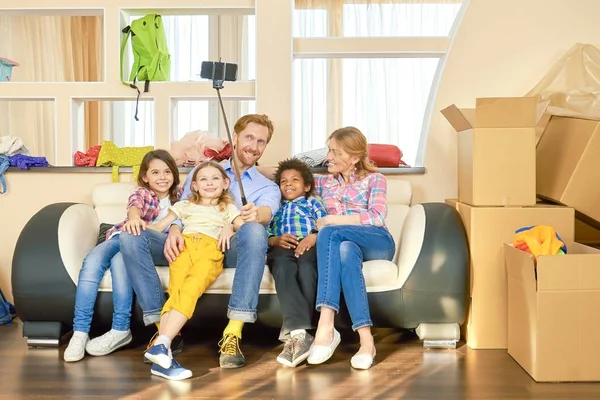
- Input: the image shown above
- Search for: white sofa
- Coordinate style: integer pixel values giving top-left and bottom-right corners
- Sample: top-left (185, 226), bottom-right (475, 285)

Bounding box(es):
top-left (12, 179), bottom-right (469, 347)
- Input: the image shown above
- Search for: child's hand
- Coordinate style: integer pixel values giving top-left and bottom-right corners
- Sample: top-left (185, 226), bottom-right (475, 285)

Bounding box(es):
top-left (218, 224), bottom-right (234, 252)
top-left (122, 218), bottom-right (146, 235)
top-left (272, 234), bottom-right (299, 249)
top-left (295, 233), bottom-right (316, 257)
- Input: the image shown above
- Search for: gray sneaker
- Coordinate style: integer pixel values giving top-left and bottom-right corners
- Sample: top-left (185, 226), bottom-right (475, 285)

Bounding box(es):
top-left (290, 332), bottom-right (314, 367)
top-left (218, 334), bottom-right (245, 369)
top-left (276, 338), bottom-right (295, 367)
top-left (85, 330), bottom-right (132, 356)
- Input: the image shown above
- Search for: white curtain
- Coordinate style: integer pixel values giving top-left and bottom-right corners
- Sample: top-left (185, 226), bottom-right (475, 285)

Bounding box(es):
top-left (293, 1), bottom-right (463, 166)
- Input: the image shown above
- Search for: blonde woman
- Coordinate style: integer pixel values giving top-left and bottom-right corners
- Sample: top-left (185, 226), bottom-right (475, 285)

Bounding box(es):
top-left (306, 127), bottom-right (395, 370)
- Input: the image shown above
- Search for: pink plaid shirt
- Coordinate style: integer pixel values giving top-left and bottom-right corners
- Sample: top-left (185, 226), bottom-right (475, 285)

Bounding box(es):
top-left (314, 170), bottom-right (388, 227)
top-left (105, 186), bottom-right (183, 240)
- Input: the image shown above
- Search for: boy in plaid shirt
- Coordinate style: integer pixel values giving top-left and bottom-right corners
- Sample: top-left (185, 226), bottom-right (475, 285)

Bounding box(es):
top-left (267, 158), bottom-right (327, 367)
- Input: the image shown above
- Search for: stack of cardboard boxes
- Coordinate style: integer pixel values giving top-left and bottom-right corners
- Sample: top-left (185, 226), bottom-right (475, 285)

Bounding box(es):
top-left (443, 96), bottom-right (600, 382)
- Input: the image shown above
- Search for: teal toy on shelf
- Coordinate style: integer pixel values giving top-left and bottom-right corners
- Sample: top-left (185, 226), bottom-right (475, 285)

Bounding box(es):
top-left (0, 57), bottom-right (20, 81)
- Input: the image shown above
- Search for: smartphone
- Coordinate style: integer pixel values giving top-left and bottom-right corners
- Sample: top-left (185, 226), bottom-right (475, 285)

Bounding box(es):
top-left (200, 61), bottom-right (238, 82)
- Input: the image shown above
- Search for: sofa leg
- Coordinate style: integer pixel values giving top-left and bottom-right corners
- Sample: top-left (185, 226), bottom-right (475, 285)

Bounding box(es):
top-left (414, 323), bottom-right (460, 349)
top-left (22, 321), bottom-right (66, 348)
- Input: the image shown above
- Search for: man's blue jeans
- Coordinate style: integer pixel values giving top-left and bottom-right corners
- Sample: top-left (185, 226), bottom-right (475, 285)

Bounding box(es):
top-left (222, 222), bottom-right (269, 323)
top-left (73, 236), bottom-right (133, 332)
top-left (120, 222), bottom-right (268, 325)
top-left (315, 225), bottom-right (395, 331)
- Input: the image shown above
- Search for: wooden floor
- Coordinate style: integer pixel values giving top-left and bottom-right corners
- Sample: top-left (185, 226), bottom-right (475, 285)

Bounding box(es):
top-left (1, 319), bottom-right (599, 399)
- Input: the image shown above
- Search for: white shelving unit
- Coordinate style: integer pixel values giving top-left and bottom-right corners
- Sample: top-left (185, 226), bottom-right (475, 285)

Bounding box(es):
top-left (1, 0), bottom-right (453, 167)
top-left (0, 0), bottom-right (293, 166)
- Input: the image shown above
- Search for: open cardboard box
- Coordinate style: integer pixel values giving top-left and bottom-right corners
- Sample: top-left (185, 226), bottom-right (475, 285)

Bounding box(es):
top-left (441, 97), bottom-right (548, 207)
top-left (505, 241), bottom-right (600, 382)
top-left (447, 199), bottom-right (574, 349)
top-left (536, 112), bottom-right (600, 224)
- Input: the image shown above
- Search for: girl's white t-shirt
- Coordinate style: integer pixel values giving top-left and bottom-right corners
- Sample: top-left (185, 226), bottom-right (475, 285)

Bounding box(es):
top-left (152, 197), bottom-right (172, 225)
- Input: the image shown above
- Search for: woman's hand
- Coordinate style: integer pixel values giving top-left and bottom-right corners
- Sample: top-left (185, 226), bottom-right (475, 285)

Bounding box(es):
top-left (122, 218), bottom-right (146, 235)
top-left (295, 234), bottom-right (316, 258)
top-left (218, 224), bottom-right (235, 252)
top-left (316, 215), bottom-right (336, 229)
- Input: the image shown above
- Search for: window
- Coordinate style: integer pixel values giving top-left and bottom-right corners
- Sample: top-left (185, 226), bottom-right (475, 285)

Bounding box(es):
top-left (343, 3), bottom-right (461, 37)
top-left (293, 1), bottom-right (464, 167)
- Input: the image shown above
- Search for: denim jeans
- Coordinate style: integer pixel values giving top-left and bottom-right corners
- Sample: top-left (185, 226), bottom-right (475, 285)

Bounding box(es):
top-left (315, 225), bottom-right (395, 331)
top-left (119, 222), bottom-right (268, 325)
top-left (223, 222), bottom-right (269, 323)
top-left (73, 236), bottom-right (133, 332)
top-left (120, 229), bottom-right (169, 326)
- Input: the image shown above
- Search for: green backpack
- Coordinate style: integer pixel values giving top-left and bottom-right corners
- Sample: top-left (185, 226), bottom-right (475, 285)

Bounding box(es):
top-left (120, 14), bottom-right (171, 120)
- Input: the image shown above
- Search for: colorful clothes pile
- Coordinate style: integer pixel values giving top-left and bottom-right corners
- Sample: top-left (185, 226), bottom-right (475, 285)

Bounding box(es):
top-left (513, 225), bottom-right (567, 260)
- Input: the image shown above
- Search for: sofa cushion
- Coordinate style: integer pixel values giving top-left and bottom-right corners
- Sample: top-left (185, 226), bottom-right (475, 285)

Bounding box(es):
top-left (97, 259), bottom-right (399, 294)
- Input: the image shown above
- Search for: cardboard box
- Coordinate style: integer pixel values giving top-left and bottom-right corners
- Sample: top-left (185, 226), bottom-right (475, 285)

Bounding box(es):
top-left (441, 97), bottom-right (540, 207)
top-left (505, 242), bottom-right (600, 382)
top-left (537, 115), bottom-right (600, 223)
top-left (446, 199), bottom-right (574, 349)
top-left (575, 216), bottom-right (600, 247)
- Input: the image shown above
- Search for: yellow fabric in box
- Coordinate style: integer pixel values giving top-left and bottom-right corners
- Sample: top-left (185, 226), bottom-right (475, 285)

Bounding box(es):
top-left (95, 141), bottom-right (154, 182)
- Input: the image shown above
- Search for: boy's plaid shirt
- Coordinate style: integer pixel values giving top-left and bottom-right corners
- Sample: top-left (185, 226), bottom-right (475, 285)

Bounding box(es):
top-left (267, 196), bottom-right (327, 239)
top-left (314, 170), bottom-right (388, 227)
top-left (105, 186), bottom-right (183, 240)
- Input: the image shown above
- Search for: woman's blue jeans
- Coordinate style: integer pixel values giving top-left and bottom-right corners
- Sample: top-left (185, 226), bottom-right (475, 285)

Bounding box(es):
top-left (72, 236), bottom-right (133, 332)
top-left (315, 225), bottom-right (395, 331)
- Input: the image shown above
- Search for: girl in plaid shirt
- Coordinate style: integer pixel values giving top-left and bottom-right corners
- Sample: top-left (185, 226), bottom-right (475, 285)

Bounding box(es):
top-left (64, 150), bottom-right (181, 363)
top-left (306, 127), bottom-right (396, 371)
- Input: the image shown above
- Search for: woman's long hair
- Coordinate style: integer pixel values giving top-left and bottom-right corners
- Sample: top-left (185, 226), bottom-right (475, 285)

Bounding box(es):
top-left (328, 126), bottom-right (378, 178)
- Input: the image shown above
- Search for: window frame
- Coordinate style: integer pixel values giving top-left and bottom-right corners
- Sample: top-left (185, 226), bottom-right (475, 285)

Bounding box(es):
top-left (292, 0), bottom-right (467, 166)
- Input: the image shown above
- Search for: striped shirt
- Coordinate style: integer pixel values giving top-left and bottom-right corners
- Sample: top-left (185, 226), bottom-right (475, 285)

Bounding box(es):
top-left (267, 196), bottom-right (328, 239)
top-left (314, 170), bottom-right (388, 227)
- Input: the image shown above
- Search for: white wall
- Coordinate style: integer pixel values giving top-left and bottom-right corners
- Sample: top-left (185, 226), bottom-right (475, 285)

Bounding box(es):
top-left (406, 0), bottom-right (600, 204)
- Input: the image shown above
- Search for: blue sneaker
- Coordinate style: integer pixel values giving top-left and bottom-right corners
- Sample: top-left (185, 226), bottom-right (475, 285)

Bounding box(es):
top-left (144, 344), bottom-right (171, 369)
top-left (151, 360), bottom-right (192, 381)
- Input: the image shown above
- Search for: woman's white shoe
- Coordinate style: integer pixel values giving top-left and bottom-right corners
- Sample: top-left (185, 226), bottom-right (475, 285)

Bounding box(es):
top-left (350, 350), bottom-right (376, 370)
top-left (307, 329), bottom-right (341, 365)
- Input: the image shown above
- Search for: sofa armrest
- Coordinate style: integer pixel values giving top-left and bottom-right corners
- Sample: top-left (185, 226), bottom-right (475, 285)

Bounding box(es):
top-left (12, 203), bottom-right (98, 323)
top-left (398, 202), bottom-right (469, 326)
top-left (57, 204), bottom-right (100, 286)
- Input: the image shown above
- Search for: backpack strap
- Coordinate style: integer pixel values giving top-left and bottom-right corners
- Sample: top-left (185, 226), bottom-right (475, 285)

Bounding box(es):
top-left (0, 155), bottom-right (9, 194)
top-left (120, 26), bottom-right (143, 121)
top-left (120, 26), bottom-right (132, 86)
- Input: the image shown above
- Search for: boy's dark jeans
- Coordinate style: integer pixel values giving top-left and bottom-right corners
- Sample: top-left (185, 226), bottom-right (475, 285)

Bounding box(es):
top-left (267, 246), bottom-right (318, 338)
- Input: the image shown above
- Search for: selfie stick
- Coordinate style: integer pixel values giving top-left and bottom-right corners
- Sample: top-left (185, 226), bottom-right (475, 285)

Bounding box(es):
top-left (209, 66), bottom-right (248, 206)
